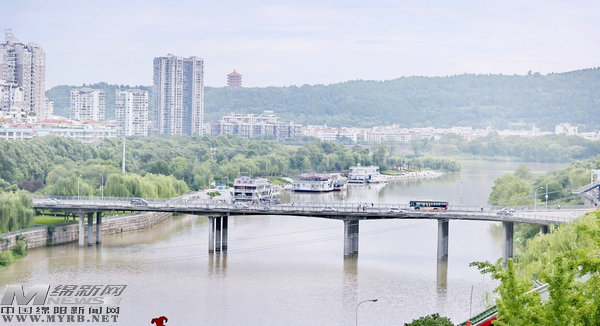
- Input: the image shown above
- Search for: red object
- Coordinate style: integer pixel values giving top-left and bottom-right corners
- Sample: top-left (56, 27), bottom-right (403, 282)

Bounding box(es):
top-left (151, 316), bottom-right (168, 326)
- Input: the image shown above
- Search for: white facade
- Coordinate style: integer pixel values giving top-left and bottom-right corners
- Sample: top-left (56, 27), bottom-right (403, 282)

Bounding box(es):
top-left (211, 111), bottom-right (302, 140)
top-left (115, 89), bottom-right (149, 136)
top-left (0, 119), bottom-right (116, 143)
top-left (0, 81), bottom-right (24, 120)
top-left (44, 97), bottom-right (54, 119)
top-left (152, 54), bottom-right (204, 136)
top-left (70, 88), bottom-right (106, 121)
top-left (0, 30), bottom-right (46, 120)
top-left (555, 123), bottom-right (578, 136)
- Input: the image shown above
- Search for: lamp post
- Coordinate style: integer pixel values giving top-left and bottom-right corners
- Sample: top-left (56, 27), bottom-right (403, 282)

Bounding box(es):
top-left (545, 183), bottom-right (549, 210)
top-left (355, 299), bottom-right (377, 326)
top-left (77, 175), bottom-right (82, 200)
top-left (99, 173), bottom-right (104, 200)
top-left (534, 186), bottom-right (543, 212)
top-left (453, 181), bottom-right (462, 208)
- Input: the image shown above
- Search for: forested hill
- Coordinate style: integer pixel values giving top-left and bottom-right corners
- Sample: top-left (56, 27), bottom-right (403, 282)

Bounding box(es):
top-left (46, 68), bottom-right (600, 131)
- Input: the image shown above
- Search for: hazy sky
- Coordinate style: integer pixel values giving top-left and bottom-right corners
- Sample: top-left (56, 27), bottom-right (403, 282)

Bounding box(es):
top-left (1, 0), bottom-right (599, 88)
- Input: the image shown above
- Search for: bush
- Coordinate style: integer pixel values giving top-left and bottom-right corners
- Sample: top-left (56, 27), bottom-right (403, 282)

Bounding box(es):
top-left (404, 313), bottom-right (454, 326)
top-left (0, 250), bottom-right (14, 266)
top-left (11, 240), bottom-right (27, 256)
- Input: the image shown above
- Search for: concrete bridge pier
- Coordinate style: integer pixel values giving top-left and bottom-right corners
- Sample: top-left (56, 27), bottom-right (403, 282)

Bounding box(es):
top-left (208, 216), bottom-right (228, 254)
top-left (222, 215), bottom-right (228, 251)
top-left (436, 219), bottom-right (449, 262)
top-left (78, 213), bottom-right (84, 247)
top-left (343, 219), bottom-right (359, 257)
top-left (540, 224), bottom-right (549, 235)
top-left (96, 212), bottom-right (102, 244)
top-left (208, 217), bottom-right (215, 254)
top-left (502, 221), bottom-right (514, 266)
top-left (87, 212), bottom-right (94, 246)
top-left (215, 217), bottom-right (222, 253)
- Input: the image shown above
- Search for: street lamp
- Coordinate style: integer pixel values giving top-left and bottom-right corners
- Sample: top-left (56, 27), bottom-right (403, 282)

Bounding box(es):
top-left (545, 183), bottom-right (549, 210)
top-left (356, 299), bottom-right (378, 326)
top-left (99, 173), bottom-right (104, 200)
top-left (534, 186), bottom-right (543, 212)
top-left (77, 175), bottom-right (82, 200)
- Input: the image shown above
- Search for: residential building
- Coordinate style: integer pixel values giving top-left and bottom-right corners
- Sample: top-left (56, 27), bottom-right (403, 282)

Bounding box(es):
top-left (555, 123), bottom-right (578, 136)
top-left (0, 81), bottom-right (24, 120)
top-left (0, 118), bottom-right (115, 143)
top-left (227, 70), bottom-right (242, 88)
top-left (115, 89), bottom-right (149, 136)
top-left (210, 111), bottom-right (301, 140)
top-left (0, 30), bottom-right (46, 120)
top-left (44, 97), bottom-right (54, 119)
top-left (152, 54), bottom-right (204, 136)
top-left (69, 88), bottom-right (106, 121)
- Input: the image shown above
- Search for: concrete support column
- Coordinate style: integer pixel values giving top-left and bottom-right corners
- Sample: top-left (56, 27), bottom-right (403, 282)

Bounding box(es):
top-left (502, 221), bottom-right (514, 266)
top-left (87, 212), bottom-right (94, 246)
top-left (437, 219), bottom-right (449, 262)
top-left (540, 224), bottom-right (549, 235)
top-left (222, 216), bottom-right (228, 252)
top-left (208, 217), bottom-right (215, 254)
top-left (78, 213), bottom-right (84, 247)
top-left (343, 219), bottom-right (359, 257)
top-left (96, 212), bottom-right (102, 244)
top-left (215, 217), bottom-right (222, 253)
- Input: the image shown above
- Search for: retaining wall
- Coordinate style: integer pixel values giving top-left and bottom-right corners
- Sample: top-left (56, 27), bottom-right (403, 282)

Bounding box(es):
top-left (0, 212), bottom-right (172, 251)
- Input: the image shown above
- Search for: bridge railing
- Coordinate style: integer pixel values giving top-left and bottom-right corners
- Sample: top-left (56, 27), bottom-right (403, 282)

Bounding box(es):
top-left (32, 196), bottom-right (585, 224)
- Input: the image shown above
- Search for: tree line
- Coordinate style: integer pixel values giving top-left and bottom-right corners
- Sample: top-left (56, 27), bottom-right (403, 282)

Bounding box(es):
top-left (412, 133), bottom-right (600, 163)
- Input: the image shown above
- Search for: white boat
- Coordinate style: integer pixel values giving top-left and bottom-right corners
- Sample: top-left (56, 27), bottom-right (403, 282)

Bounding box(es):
top-left (232, 176), bottom-right (277, 204)
top-left (292, 173), bottom-right (345, 192)
top-left (348, 165), bottom-right (387, 184)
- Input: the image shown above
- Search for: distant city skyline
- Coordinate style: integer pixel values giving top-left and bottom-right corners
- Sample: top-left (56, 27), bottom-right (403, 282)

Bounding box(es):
top-left (1, 0), bottom-right (599, 89)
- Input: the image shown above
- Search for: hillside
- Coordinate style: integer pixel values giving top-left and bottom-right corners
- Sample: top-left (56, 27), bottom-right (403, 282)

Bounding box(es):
top-left (46, 68), bottom-right (600, 131)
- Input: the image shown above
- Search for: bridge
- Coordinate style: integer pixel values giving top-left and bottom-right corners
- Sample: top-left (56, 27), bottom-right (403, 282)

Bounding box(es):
top-left (32, 195), bottom-right (587, 268)
top-left (572, 180), bottom-right (600, 206)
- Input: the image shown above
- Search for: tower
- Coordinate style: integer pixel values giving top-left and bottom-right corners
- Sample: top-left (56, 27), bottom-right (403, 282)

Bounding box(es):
top-left (227, 70), bottom-right (242, 88)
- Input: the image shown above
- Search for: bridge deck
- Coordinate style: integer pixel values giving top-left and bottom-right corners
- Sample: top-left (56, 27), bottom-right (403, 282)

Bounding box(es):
top-left (33, 196), bottom-right (586, 225)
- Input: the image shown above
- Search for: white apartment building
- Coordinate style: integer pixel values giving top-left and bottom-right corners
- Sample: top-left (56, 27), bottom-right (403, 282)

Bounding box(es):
top-left (152, 54), bottom-right (204, 136)
top-left (211, 111), bottom-right (302, 140)
top-left (0, 81), bottom-right (24, 120)
top-left (555, 123), bottom-right (578, 136)
top-left (115, 89), bottom-right (149, 136)
top-left (44, 97), bottom-right (54, 119)
top-left (0, 30), bottom-right (46, 120)
top-left (70, 88), bottom-right (106, 121)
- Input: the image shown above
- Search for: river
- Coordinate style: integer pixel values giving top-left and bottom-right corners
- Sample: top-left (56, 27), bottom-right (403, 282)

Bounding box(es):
top-left (0, 160), bottom-right (566, 325)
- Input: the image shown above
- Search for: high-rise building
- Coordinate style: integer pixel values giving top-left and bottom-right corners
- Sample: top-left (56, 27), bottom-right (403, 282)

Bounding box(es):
top-left (0, 81), bottom-right (24, 120)
top-left (44, 98), bottom-right (54, 119)
top-left (0, 30), bottom-right (46, 120)
top-left (115, 89), bottom-right (149, 136)
top-left (227, 70), bottom-right (242, 88)
top-left (69, 88), bottom-right (106, 121)
top-left (152, 54), bottom-right (204, 136)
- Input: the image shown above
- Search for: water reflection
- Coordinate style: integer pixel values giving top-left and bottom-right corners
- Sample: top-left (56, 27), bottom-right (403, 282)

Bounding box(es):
top-left (208, 253), bottom-right (228, 277)
top-left (436, 260), bottom-right (448, 292)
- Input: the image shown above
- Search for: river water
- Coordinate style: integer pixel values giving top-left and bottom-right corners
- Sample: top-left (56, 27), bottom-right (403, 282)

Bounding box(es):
top-left (0, 161), bottom-right (565, 325)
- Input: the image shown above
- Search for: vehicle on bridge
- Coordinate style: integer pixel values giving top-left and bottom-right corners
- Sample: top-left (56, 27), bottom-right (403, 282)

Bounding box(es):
top-left (387, 207), bottom-right (405, 214)
top-left (130, 198), bottom-right (149, 206)
top-left (409, 200), bottom-right (448, 211)
top-left (496, 208), bottom-right (514, 216)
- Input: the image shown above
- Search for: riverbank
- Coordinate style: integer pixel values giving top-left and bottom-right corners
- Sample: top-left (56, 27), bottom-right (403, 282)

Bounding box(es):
top-left (0, 211), bottom-right (172, 264)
